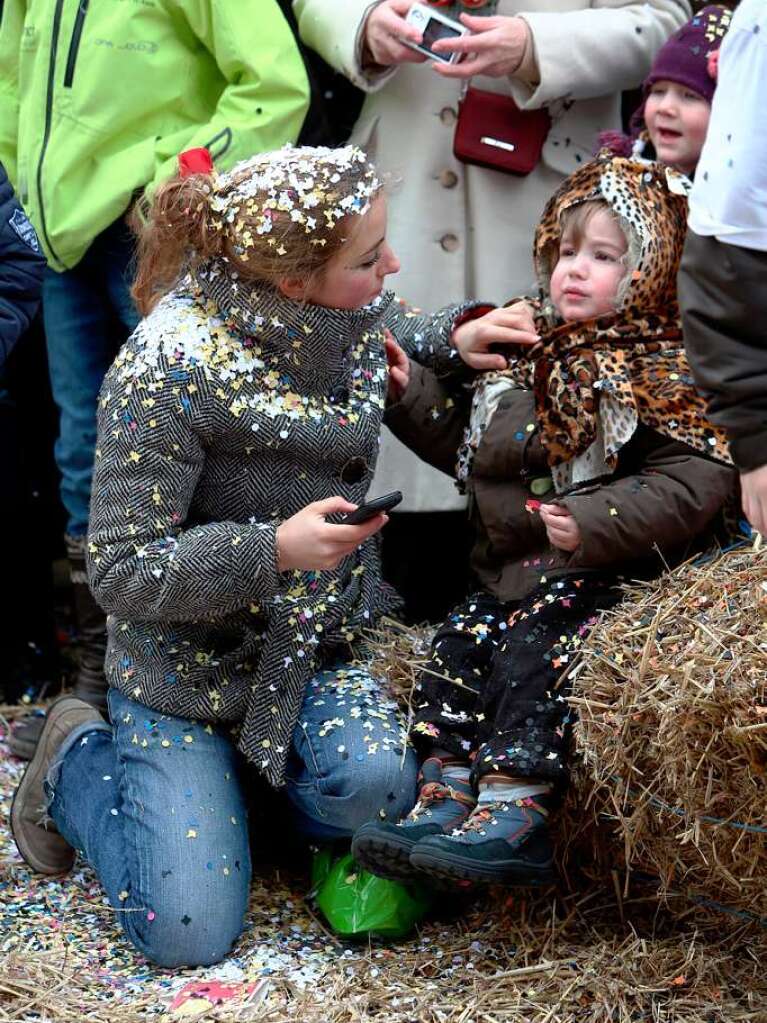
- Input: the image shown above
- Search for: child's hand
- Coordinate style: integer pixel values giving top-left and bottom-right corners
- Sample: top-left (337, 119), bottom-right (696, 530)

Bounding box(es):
top-left (452, 303), bottom-right (539, 371)
top-left (540, 503), bottom-right (581, 552)
top-left (384, 330), bottom-right (410, 403)
top-left (276, 497), bottom-right (387, 572)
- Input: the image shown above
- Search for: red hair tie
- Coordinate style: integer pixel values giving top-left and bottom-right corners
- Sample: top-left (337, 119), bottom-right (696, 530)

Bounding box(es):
top-left (178, 147), bottom-right (213, 178)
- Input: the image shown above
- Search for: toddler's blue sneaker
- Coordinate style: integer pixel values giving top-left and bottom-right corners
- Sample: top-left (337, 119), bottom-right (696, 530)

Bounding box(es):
top-left (351, 757), bottom-right (476, 881)
top-left (409, 797), bottom-right (555, 886)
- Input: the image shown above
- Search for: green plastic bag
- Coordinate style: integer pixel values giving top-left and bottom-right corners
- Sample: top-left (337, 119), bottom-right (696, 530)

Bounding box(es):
top-left (311, 849), bottom-right (432, 938)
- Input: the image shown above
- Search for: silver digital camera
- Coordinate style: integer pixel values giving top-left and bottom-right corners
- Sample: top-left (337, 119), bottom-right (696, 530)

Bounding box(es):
top-left (403, 2), bottom-right (468, 65)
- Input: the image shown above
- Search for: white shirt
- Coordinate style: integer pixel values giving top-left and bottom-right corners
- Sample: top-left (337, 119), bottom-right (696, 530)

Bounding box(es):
top-left (688, 0), bottom-right (767, 251)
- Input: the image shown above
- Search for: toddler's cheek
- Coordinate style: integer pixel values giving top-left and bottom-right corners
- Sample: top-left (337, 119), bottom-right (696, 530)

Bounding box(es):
top-left (549, 273), bottom-right (563, 310)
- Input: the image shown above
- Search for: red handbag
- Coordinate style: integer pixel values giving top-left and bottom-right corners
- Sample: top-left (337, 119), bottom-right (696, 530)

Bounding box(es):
top-left (453, 85), bottom-right (551, 176)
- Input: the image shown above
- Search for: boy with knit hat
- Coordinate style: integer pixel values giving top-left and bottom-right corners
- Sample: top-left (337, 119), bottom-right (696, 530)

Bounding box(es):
top-left (601, 5), bottom-right (732, 178)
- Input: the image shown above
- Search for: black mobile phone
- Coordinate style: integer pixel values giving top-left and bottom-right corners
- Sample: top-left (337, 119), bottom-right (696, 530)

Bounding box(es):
top-left (342, 490), bottom-right (403, 525)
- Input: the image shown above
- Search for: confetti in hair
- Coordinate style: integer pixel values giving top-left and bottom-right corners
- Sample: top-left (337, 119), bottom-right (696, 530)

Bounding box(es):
top-left (209, 145), bottom-right (382, 251)
top-left (131, 145), bottom-right (383, 315)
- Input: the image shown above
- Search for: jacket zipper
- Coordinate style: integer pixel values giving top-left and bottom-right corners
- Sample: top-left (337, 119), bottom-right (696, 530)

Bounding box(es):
top-left (36, 0), bottom-right (66, 266)
top-left (63, 0), bottom-right (89, 88)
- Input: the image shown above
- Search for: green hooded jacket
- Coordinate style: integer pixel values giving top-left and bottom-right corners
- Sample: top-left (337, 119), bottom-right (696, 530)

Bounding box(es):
top-left (0, 0), bottom-right (310, 270)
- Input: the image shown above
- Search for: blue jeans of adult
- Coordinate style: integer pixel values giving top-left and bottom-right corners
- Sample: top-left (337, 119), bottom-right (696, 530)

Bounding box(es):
top-left (43, 219), bottom-right (139, 538)
top-left (47, 666), bottom-right (418, 968)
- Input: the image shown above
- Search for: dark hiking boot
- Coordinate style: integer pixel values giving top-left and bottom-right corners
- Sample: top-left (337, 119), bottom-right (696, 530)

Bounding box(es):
top-left (409, 798), bottom-right (555, 886)
top-left (352, 757), bottom-right (476, 881)
top-left (11, 695), bottom-right (104, 875)
top-left (9, 538), bottom-right (108, 760)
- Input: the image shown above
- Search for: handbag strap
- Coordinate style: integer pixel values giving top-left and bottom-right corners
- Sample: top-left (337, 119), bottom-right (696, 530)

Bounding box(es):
top-left (458, 77), bottom-right (472, 106)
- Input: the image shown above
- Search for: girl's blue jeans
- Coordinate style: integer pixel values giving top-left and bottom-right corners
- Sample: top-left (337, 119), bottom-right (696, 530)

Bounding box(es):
top-left (47, 667), bottom-right (417, 968)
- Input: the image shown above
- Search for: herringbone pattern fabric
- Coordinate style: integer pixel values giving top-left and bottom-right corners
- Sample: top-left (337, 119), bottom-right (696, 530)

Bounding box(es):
top-left (87, 272), bottom-right (410, 786)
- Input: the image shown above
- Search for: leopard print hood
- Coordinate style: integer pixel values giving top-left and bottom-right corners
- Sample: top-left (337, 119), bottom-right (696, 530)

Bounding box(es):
top-left (533, 154), bottom-right (690, 322)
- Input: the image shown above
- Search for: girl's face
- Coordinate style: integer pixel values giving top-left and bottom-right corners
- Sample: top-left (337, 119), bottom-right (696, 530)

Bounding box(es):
top-left (644, 80), bottom-right (711, 176)
top-left (303, 196), bottom-right (400, 310)
top-left (549, 208), bottom-right (628, 322)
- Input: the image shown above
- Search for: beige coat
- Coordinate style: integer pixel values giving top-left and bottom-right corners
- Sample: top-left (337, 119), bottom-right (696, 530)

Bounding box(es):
top-left (294, 0), bottom-right (690, 510)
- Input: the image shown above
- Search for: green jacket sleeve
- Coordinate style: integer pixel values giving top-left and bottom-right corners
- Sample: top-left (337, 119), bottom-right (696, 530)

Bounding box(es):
top-left (0, 0), bottom-right (24, 186)
top-left (151, 0), bottom-right (310, 190)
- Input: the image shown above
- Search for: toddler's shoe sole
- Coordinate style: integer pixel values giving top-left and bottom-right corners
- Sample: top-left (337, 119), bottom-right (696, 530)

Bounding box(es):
top-left (352, 822), bottom-right (432, 882)
top-left (409, 841), bottom-right (556, 887)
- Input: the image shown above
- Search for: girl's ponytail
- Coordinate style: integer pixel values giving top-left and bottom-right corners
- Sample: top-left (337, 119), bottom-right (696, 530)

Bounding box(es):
top-left (130, 172), bottom-right (221, 316)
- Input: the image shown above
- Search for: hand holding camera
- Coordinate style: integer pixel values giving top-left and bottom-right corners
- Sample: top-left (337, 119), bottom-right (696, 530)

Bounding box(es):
top-left (428, 12), bottom-right (532, 80)
top-left (364, 1), bottom-right (471, 68)
top-left (364, 0), bottom-right (431, 67)
top-left (402, 3), bottom-right (468, 65)
top-left (364, 2), bottom-right (531, 81)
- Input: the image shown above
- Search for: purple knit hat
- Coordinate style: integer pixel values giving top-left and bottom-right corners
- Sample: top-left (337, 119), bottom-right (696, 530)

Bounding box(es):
top-left (643, 5), bottom-right (733, 104)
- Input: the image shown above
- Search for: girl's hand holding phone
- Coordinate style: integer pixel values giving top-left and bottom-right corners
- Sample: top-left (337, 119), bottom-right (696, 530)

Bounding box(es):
top-left (276, 498), bottom-right (387, 572)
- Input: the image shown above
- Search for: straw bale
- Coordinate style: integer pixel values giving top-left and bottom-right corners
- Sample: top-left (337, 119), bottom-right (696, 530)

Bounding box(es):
top-left (570, 545), bottom-right (767, 924)
top-left (364, 550), bottom-right (767, 928)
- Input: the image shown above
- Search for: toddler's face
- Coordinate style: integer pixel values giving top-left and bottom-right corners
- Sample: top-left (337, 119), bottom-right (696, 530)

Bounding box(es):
top-left (644, 80), bottom-right (711, 176)
top-left (549, 208), bottom-right (628, 322)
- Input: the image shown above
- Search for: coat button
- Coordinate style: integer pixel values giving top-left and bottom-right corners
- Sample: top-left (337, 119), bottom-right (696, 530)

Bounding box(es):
top-left (439, 106), bottom-right (458, 126)
top-left (440, 233), bottom-right (460, 252)
top-left (439, 169), bottom-right (459, 188)
top-left (340, 456), bottom-right (368, 485)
